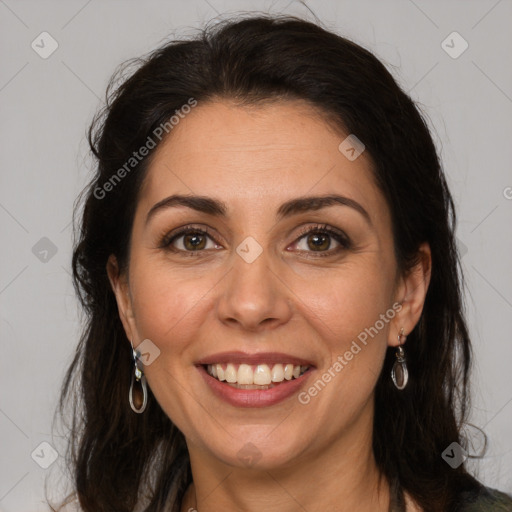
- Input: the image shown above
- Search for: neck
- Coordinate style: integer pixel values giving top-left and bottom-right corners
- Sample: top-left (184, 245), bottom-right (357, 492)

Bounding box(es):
top-left (180, 402), bottom-right (391, 512)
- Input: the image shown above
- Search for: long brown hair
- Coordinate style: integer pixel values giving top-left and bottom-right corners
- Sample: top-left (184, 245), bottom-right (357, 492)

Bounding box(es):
top-left (54, 15), bottom-right (485, 511)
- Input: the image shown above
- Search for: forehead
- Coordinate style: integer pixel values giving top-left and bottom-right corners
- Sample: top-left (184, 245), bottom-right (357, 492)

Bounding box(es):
top-left (137, 100), bottom-right (386, 222)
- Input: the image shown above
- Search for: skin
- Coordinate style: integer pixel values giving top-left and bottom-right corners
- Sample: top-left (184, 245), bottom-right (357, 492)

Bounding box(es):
top-left (107, 100), bottom-right (430, 512)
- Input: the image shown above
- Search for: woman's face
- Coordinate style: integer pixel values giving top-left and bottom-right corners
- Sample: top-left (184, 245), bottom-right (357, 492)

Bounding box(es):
top-left (109, 100), bottom-right (428, 470)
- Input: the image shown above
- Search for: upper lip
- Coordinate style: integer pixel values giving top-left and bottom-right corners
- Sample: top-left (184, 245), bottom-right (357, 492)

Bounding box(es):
top-left (195, 351), bottom-right (316, 367)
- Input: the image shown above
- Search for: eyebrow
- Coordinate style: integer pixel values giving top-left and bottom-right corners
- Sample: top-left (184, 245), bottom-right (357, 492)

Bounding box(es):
top-left (145, 194), bottom-right (372, 227)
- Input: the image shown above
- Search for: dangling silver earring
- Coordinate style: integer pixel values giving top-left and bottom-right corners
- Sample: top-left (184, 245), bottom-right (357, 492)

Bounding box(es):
top-left (129, 340), bottom-right (147, 414)
top-left (391, 328), bottom-right (408, 390)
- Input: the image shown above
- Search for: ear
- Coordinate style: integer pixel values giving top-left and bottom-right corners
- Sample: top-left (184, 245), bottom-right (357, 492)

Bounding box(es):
top-left (106, 254), bottom-right (137, 343)
top-left (389, 242), bottom-right (432, 346)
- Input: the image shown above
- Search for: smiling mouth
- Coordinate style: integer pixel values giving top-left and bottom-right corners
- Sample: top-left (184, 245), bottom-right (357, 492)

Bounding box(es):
top-left (204, 363), bottom-right (310, 389)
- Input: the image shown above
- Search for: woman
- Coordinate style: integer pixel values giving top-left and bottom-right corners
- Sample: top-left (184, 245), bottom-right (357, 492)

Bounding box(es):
top-left (54, 15), bottom-right (512, 512)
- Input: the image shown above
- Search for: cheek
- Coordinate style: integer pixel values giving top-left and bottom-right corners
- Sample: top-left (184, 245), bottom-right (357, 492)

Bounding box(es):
top-left (127, 261), bottom-right (217, 431)
top-left (294, 258), bottom-right (393, 343)
top-left (299, 298), bottom-right (390, 431)
top-left (293, 261), bottom-right (393, 399)
top-left (129, 259), bottom-right (214, 351)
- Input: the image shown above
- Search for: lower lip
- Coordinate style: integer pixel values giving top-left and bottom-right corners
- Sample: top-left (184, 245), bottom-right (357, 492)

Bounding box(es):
top-left (197, 365), bottom-right (314, 408)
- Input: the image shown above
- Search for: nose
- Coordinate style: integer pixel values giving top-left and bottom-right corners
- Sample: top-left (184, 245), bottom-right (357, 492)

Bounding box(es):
top-left (215, 247), bottom-right (293, 332)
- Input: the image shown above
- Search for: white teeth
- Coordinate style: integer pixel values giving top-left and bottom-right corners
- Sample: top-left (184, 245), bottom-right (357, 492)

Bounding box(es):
top-left (284, 364), bottom-right (294, 380)
top-left (237, 364), bottom-right (253, 385)
top-left (271, 363), bottom-right (284, 382)
top-left (253, 364), bottom-right (272, 385)
top-left (216, 364), bottom-right (225, 381)
top-left (206, 362), bottom-right (309, 385)
top-left (225, 363), bottom-right (237, 383)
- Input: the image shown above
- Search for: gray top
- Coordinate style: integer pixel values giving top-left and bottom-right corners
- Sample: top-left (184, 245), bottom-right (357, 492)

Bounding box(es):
top-left (388, 483), bottom-right (512, 511)
top-left (457, 486), bottom-right (512, 511)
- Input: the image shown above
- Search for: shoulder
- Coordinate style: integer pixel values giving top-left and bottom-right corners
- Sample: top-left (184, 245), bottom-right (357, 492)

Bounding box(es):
top-left (53, 492), bottom-right (152, 512)
top-left (404, 486), bottom-right (512, 512)
top-left (52, 494), bottom-right (82, 512)
top-left (456, 486), bottom-right (512, 511)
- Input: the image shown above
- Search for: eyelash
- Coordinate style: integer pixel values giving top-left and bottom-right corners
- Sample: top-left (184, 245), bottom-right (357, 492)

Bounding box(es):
top-left (294, 224), bottom-right (351, 257)
top-left (159, 223), bottom-right (351, 257)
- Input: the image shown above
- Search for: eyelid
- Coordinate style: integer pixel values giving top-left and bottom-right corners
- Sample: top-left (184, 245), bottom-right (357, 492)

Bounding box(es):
top-left (291, 223), bottom-right (351, 253)
top-left (159, 222), bottom-right (351, 255)
top-left (294, 223), bottom-right (348, 242)
top-left (158, 224), bottom-right (223, 249)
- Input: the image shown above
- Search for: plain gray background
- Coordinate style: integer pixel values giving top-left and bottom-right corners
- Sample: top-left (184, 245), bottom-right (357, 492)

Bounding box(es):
top-left (1, 0), bottom-right (511, 510)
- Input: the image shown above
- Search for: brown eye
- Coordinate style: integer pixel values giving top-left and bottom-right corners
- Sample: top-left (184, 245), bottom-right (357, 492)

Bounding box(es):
top-left (306, 232), bottom-right (331, 251)
top-left (162, 227), bottom-right (221, 253)
top-left (182, 233), bottom-right (207, 250)
top-left (293, 225), bottom-right (351, 255)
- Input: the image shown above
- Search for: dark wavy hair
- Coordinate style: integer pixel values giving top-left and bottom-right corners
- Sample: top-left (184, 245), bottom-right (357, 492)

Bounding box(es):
top-left (53, 14), bottom-right (488, 512)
